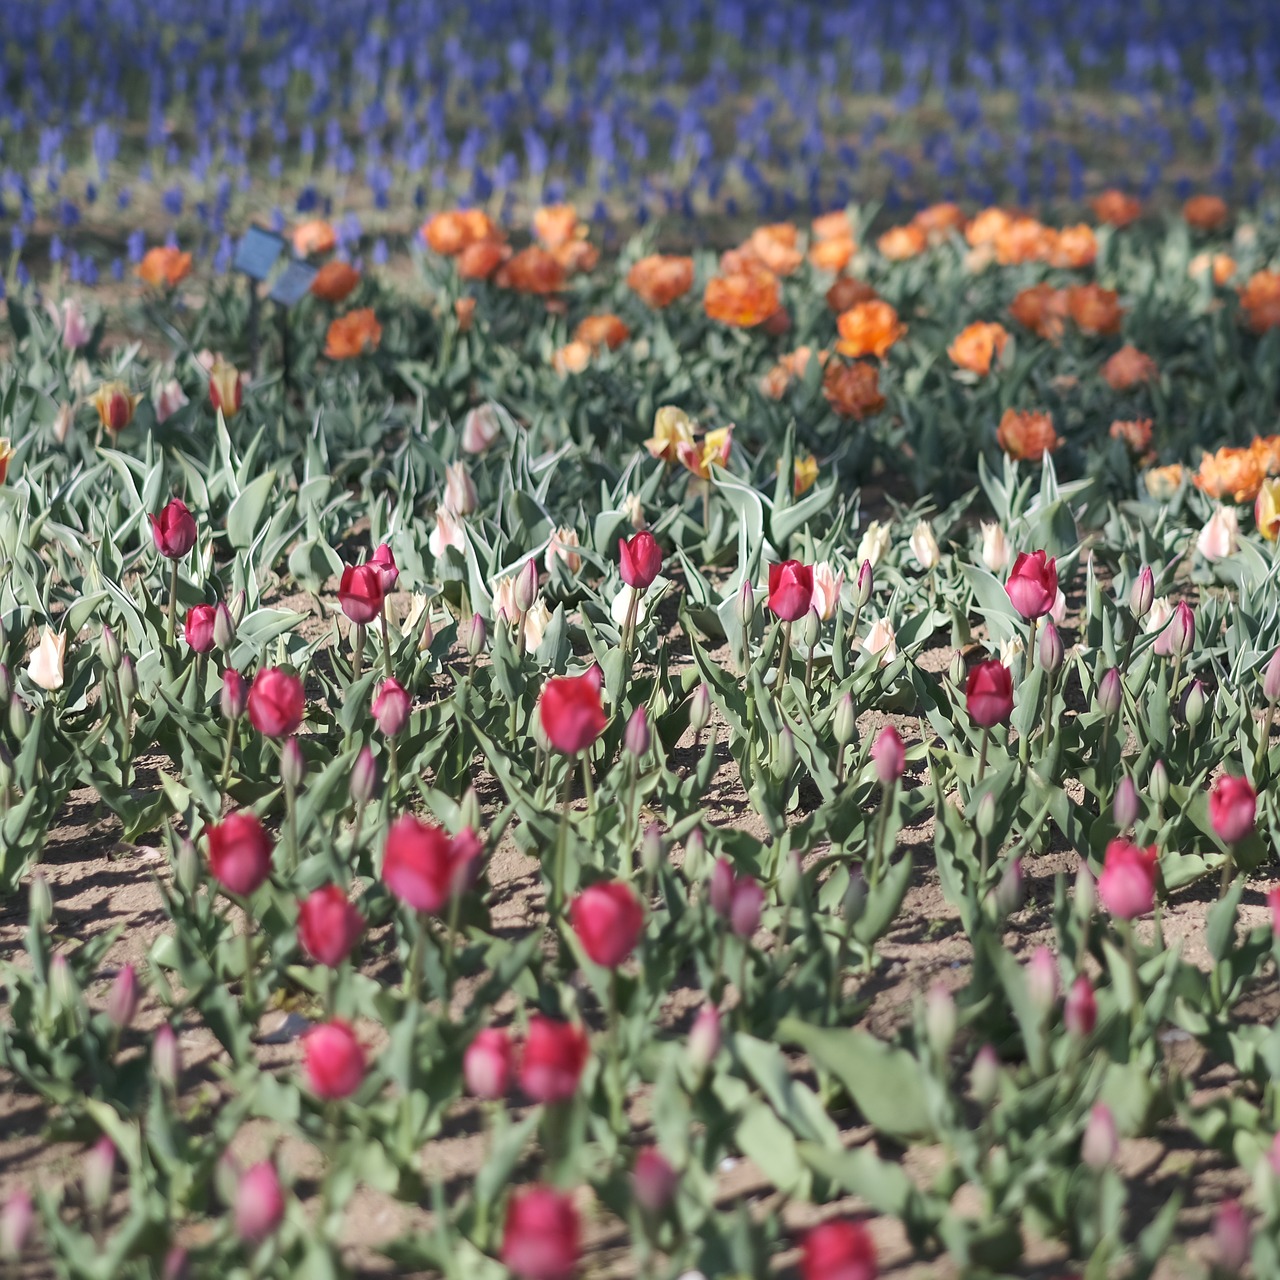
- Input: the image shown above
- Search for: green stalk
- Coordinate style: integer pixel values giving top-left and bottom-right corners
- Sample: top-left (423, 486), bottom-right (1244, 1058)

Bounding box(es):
top-left (165, 559), bottom-right (180, 648)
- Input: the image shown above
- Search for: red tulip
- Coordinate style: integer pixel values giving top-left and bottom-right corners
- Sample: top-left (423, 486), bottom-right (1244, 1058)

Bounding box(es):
top-left (338, 562), bottom-right (384, 625)
top-left (382, 815), bottom-right (483, 914)
top-left (518, 1016), bottom-right (589, 1104)
top-left (297, 885), bottom-right (364, 967)
top-left (569, 881), bottom-right (645, 968)
top-left (618, 531), bottom-right (663, 590)
top-left (540, 671), bottom-right (606, 755)
top-left (247, 667), bottom-right (305, 737)
top-left (149, 498), bottom-right (197, 559)
top-left (371, 677), bottom-right (410, 736)
top-left (965, 659), bottom-right (1014, 727)
top-left (1209, 775), bottom-right (1257, 844)
top-left (221, 668), bottom-right (247, 721)
top-left (708, 857), bottom-right (764, 937)
top-left (465, 1027), bottom-right (514, 1100)
top-left (184, 604), bottom-right (216, 654)
top-left (1267, 886), bottom-right (1280, 935)
top-left (1004, 550), bottom-right (1058, 620)
top-left (632, 1148), bottom-right (678, 1216)
top-left (303, 1020), bottom-right (365, 1099)
top-left (1097, 838), bottom-right (1158, 920)
top-left (869, 725), bottom-right (905, 784)
top-left (767, 559), bottom-right (814, 621)
top-left (371, 542), bottom-right (399, 590)
top-left (801, 1219), bottom-right (878, 1280)
top-left (1064, 974), bottom-right (1097, 1037)
top-left (205, 811), bottom-right (274, 896)
top-left (234, 1163), bottom-right (284, 1244)
top-left (500, 1185), bottom-right (581, 1280)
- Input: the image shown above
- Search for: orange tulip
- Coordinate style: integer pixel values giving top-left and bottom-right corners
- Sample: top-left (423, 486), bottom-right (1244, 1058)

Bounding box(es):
top-left (825, 275), bottom-right (878, 314)
top-left (1239, 271), bottom-right (1280, 333)
top-left (811, 210), bottom-right (854, 242)
top-left (877, 224), bottom-right (927, 260)
top-left (1144, 464), bottom-right (1185, 500)
top-left (760, 346), bottom-right (826, 399)
top-left (746, 224), bottom-right (802, 276)
top-left (808, 235), bottom-right (856, 273)
top-left (835, 300), bottom-right (906, 359)
top-left (457, 239), bottom-right (509, 280)
top-left (1100, 345), bottom-right (1157, 392)
top-left (136, 246), bottom-right (192, 289)
top-left (911, 202), bottom-right (967, 242)
top-left (496, 246), bottom-right (566, 294)
top-left (1091, 190), bottom-right (1143, 228)
top-left (1194, 445), bottom-right (1265, 504)
top-left (947, 322), bottom-right (1009, 376)
top-left (533, 204), bottom-right (583, 250)
top-left (1188, 252), bottom-right (1237, 286)
top-left (996, 409), bottom-right (1060, 463)
top-left (703, 266), bottom-right (780, 328)
top-left (454, 297), bottom-right (477, 332)
top-left (551, 341), bottom-right (593, 376)
top-left (823, 361), bottom-right (886, 419)
top-left (1047, 224), bottom-right (1098, 269)
top-left (324, 309), bottom-right (382, 360)
top-left (1065, 284), bottom-right (1123, 336)
top-left (1010, 283), bottom-right (1068, 341)
top-left (551, 238), bottom-right (599, 275)
top-left (994, 216), bottom-right (1052, 266)
top-left (965, 207), bottom-right (1015, 247)
top-left (1109, 418), bottom-right (1154, 455)
top-left (573, 314), bottom-right (630, 352)
top-left (1183, 194), bottom-right (1229, 233)
top-left (310, 261), bottom-right (361, 303)
top-left (1249, 434), bottom-right (1280, 475)
top-left (422, 209), bottom-right (502, 256)
top-left (626, 254), bottom-right (694, 308)
top-left (292, 220), bottom-right (337, 257)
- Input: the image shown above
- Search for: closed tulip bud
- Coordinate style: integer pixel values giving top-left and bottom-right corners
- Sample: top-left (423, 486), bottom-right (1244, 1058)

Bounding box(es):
top-left (772, 725), bottom-right (795, 777)
top-left (83, 1136), bottom-right (115, 1213)
top-left (371, 677), bottom-right (411, 736)
top-left (153, 1024), bottom-right (180, 1091)
top-left (514, 559), bottom-right (539, 613)
top-left (0, 1190), bottom-right (33, 1261)
top-left (855, 558), bottom-right (873, 607)
top-left (924, 982), bottom-right (956, 1056)
top-left (1265, 647), bottom-right (1280, 704)
top-left (213, 602), bottom-right (236, 650)
top-left (689, 683), bottom-right (711, 736)
top-left (464, 612), bottom-right (487, 656)
top-left (1081, 1103), bottom-right (1117, 1169)
top-left (994, 857), bottom-right (1024, 916)
top-left (1130, 566), bottom-right (1154, 619)
top-left (632, 1148), bottom-right (678, 1217)
top-left (779, 850), bottom-right (803, 906)
top-left (29, 874), bottom-right (52, 926)
top-left (832, 692), bottom-right (856, 747)
top-left (459, 787), bottom-right (481, 833)
top-left (1184, 679), bottom-right (1206, 728)
top-left (1026, 946), bottom-right (1059, 1014)
top-left (684, 828), bottom-right (708, 880)
top-left (797, 607), bottom-right (821, 652)
top-left (842, 869), bottom-right (866, 926)
top-left (0, 665), bottom-right (9, 707)
top-left (1213, 1200), bottom-right (1251, 1276)
top-left (688, 1005), bottom-right (721, 1072)
top-left (281, 739), bottom-right (306, 790)
top-left (9, 698), bottom-right (28, 739)
top-left (1074, 862), bottom-right (1097, 918)
top-left (229, 589), bottom-right (247, 626)
top-left (1064, 974), bottom-right (1097, 1037)
top-left (221, 668), bottom-right (247, 721)
top-left (444, 461), bottom-right (478, 515)
top-left (870, 724), bottom-right (905, 785)
top-left (1097, 667), bottom-right (1122, 717)
top-left (176, 838), bottom-right (199, 894)
top-left (101, 624), bottom-right (121, 671)
top-left (971, 1044), bottom-right (1000, 1106)
top-left (234, 1163), bottom-right (284, 1245)
top-left (1169, 601), bottom-right (1195, 657)
top-left (1150, 759), bottom-right (1170, 806)
top-left (350, 746), bottom-right (378, 806)
top-left (118, 656), bottom-right (138, 703)
top-left (1114, 775), bottom-right (1140, 829)
top-left (739, 578), bottom-right (755, 628)
top-left (624, 705), bottom-right (650, 757)
top-left (1038, 620), bottom-right (1064, 674)
top-left (51, 952), bottom-right (80, 1015)
top-left (949, 648), bottom-right (967, 687)
top-left (975, 791), bottom-right (996, 838)
top-left (106, 964), bottom-right (138, 1031)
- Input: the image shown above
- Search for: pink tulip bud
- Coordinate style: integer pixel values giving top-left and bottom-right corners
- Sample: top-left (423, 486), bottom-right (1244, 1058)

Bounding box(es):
top-left (1265, 648), bottom-right (1280, 704)
top-left (221, 668), bottom-right (247, 722)
top-left (1129, 565), bottom-right (1154, 619)
top-left (0, 1190), bottom-right (33, 1261)
top-left (688, 1005), bottom-right (721, 1072)
top-left (371, 677), bottom-right (411, 736)
top-left (351, 746), bottom-right (379, 806)
top-left (709, 856), bottom-right (735, 918)
top-left (689, 684), bottom-right (712, 735)
top-left (1210, 775), bottom-right (1257, 845)
top-left (739, 578), bottom-right (755, 627)
top-left (514, 560), bottom-right (539, 612)
top-left (1267, 886), bottom-right (1280, 936)
top-left (624, 705), bottom-right (650, 757)
top-left (464, 1027), bottom-right (514, 1100)
top-left (213, 602), bottom-right (236, 650)
top-left (280, 739), bottom-right (306, 791)
top-left (1097, 668), bottom-right (1122, 717)
top-left (1064, 975), bottom-right (1097, 1037)
top-left (1212, 1199), bottom-right (1251, 1276)
top-left (855, 559), bottom-right (873, 606)
top-left (970, 1045), bottom-right (1000, 1105)
top-left (1168, 601), bottom-right (1195, 657)
top-left (870, 724), bottom-right (905, 785)
top-left (1113, 775), bottom-right (1140, 829)
top-left (83, 1136), bottom-right (115, 1212)
top-left (153, 1024), bottom-right (180, 1091)
top-left (234, 1162), bottom-right (284, 1244)
top-left (464, 612), bottom-right (487, 656)
top-left (1026, 946), bottom-right (1059, 1014)
top-left (1038, 620), bottom-right (1064, 674)
top-left (632, 1148), bottom-right (678, 1216)
top-left (106, 964), bottom-right (138, 1030)
top-left (993, 857), bottom-right (1024, 916)
top-left (924, 982), bottom-right (957, 1055)
top-left (1081, 1103), bottom-right (1117, 1169)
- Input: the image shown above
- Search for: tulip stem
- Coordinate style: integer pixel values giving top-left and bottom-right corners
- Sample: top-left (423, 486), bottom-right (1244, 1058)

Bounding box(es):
top-left (552, 766), bottom-right (575, 918)
top-left (977, 727), bottom-right (990, 782)
top-left (581, 755), bottom-right (598, 840)
top-left (1256, 703), bottom-right (1275, 777)
top-left (220, 719), bottom-right (237, 800)
top-left (379, 607), bottom-right (393, 679)
top-left (774, 620), bottom-right (792, 697)
top-left (283, 772), bottom-right (299, 872)
top-left (1219, 850), bottom-right (1235, 900)
top-left (352, 624), bottom-right (364, 685)
top-left (1026, 616), bottom-right (1038, 683)
top-left (1123, 922), bottom-right (1141, 1033)
top-left (403, 914), bottom-right (425, 1002)
top-left (1042, 668), bottom-right (1056, 761)
top-left (606, 971), bottom-right (625, 1135)
top-left (165, 560), bottom-right (179, 648)
top-left (443, 892), bottom-right (463, 1006)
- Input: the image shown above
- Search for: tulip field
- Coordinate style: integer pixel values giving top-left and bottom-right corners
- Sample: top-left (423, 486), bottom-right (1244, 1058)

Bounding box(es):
top-left (8, 4), bottom-right (1280, 1280)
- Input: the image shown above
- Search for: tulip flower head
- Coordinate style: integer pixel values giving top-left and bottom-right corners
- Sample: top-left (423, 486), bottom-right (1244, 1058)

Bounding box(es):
top-left (501, 1185), bottom-right (581, 1280)
top-left (539, 669), bottom-right (606, 755)
top-left (382, 816), bottom-right (483, 915)
top-left (767, 559), bottom-right (814, 621)
top-left (569, 880), bottom-right (645, 968)
top-left (1097, 838), bottom-right (1158, 919)
top-left (150, 498), bottom-right (198, 560)
top-left (1005, 551), bottom-right (1058, 620)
